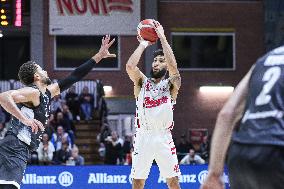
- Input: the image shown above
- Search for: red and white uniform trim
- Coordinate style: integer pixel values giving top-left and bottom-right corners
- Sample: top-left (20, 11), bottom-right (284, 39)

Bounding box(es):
top-left (131, 78), bottom-right (180, 179)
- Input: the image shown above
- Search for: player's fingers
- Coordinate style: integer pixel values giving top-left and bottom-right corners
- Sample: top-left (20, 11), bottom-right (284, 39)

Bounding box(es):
top-left (137, 35), bottom-right (145, 43)
top-left (107, 53), bottom-right (116, 58)
top-left (105, 35), bottom-right (109, 44)
top-left (153, 21), bottom-right (158, 28)
top-left (104, 36), bottom-right (108, 45)
top-left (32, 122), bottom-right (38, 134)
top-left (37, 120), bottom-right (44, 131)
top-left (32, 120), bottom-right (41, 133)
top-left (105, 35), bottom-right (111, 46)
top-left (30, 124), bottom-right (35, 133)
top-left (108, 35), bottom-right (112, 44)
top-left (153, 23), bottom-right (159, 31)
top-left (137, 35), bottom-right (142, 41)
top-left (34, 119), bottom-right (44, 131)
top-left (154, 26), bottom-right (158, 33)
top-left (107, 38), bottom-right (115, 48)
top-left (154, 21), bottom-right (161, 29)
top-left (149, 19), bottom-right (155, 27)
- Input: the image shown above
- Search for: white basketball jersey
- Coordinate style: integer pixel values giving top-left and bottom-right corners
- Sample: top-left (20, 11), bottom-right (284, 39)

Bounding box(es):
top-left (135, 78), bottom-right (174, 130)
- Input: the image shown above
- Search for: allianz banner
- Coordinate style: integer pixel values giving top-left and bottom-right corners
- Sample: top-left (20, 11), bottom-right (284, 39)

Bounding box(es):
top-left (22, 165), bottom-right (230, 189)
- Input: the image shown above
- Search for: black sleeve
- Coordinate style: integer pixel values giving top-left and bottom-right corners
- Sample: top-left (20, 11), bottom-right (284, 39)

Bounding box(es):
top-left (58, 59), bottom-right (96, 92)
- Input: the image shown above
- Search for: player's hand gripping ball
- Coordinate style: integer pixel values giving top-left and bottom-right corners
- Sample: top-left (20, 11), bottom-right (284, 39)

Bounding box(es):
top-left (137, 19), bottom-right (159, 44)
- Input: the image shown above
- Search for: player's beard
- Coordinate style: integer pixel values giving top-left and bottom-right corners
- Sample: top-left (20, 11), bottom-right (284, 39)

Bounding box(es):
top-left (42, 77), bottom-right (52, 85)
top-left (150, 68), bottom-right (167, 79)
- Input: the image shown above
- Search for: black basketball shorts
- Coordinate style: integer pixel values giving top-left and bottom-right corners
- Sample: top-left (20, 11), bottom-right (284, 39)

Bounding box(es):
top-left (227, 142), bottom-right (284, 189)
top-left (0, 135), bottom-right (30, 189)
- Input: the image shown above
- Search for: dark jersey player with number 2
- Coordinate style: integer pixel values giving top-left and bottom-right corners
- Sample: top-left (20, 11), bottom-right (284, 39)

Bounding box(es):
top-left (0, 35), bottom-right (116, 189)
top-left (201, 45), bottom-right (284, 189)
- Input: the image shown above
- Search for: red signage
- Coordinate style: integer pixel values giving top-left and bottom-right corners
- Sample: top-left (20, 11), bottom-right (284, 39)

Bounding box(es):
top-left (56, 0), bottom-right (133, 15)
top-left (189, 129), bottom-right (208, 144)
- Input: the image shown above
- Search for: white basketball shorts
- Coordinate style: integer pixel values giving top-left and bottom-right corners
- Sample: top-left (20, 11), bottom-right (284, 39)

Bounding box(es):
top-left (130, 129), bottom-right (181, 179)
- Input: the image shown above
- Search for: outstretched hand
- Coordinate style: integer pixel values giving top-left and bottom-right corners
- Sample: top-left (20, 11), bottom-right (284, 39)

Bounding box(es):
top-left (94, 35), bottom-right (116, 63)
top-left (153, 20), bottom-right (165, 39)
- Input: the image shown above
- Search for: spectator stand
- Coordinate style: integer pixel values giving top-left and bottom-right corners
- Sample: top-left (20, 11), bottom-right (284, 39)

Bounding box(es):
top-left (0, 80), bottom-right (11, 92)
top-left (57, 79), bottom-right (97, 107)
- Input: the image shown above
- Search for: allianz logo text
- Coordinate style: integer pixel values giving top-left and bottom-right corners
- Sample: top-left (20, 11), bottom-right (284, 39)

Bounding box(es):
top-left (158, 170), bottom-right (229, 184)
top-left (88, 173), bottom-right (129, 184)
top-left (22, 171), bottom-right (73, 187)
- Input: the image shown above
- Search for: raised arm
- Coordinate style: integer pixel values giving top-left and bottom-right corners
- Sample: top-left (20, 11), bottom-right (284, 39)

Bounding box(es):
top-left (201, 66), bottom-right (254, 189)
top-left (0, 87), bottom-right (44, 133)
top-left (47, 35), bottom-right (116, 98)
top-left (126, 38), bottom-right (149, 97)
top-left (153, 21), bottom-right (181, 99)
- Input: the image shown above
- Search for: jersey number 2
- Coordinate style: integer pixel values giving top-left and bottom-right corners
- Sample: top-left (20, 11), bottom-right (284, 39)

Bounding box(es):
top-left (255, 67), bottom-right (281, 106)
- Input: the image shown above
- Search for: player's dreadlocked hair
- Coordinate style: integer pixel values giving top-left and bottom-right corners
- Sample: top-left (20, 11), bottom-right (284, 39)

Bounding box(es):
top-left (18, 61), bottom-right (38, 86)
top-left (153, 49), bottom-right (164, 58)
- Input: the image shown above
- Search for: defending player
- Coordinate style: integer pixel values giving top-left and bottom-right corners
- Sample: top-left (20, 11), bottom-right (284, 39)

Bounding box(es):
top-left (201, 46), bottom-right (284, 189)
top-left (0, 35), bottom-right (115, 189)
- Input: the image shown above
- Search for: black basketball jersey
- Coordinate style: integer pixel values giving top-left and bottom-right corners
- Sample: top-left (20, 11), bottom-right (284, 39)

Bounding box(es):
top-left (7, 86), bottom-right (51, 151)
top-left (233, 46), bottom-right (284, 146)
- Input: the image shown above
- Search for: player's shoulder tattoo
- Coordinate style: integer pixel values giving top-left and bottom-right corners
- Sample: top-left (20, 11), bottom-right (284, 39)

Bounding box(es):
top-left (169, 73), bottom-right (181, 89)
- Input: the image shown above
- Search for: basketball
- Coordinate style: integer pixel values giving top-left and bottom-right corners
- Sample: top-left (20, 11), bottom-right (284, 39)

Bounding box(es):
top-left (137, 19), bottom-right (159, 44)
